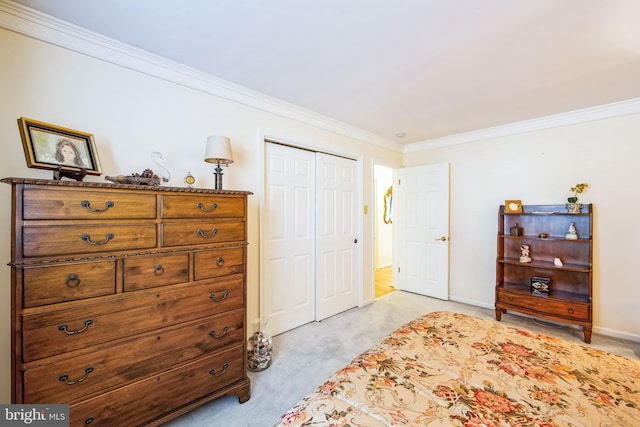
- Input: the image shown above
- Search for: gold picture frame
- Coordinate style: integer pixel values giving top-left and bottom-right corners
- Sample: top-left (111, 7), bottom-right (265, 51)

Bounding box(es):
top-left (505, 199), bottom-right (523, 213)
top-left (18, 117), bottom-right (102, 176)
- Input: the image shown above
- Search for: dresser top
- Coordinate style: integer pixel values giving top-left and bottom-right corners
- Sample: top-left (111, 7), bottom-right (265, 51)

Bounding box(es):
top-left (2, 177), bottom-right (253, 195)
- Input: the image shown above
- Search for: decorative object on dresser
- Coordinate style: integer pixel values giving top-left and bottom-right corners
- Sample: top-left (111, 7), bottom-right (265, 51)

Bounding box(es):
top-left (184, 172), bottom-right (196, 188)
top-left (3, 177), bottom-right (252, 426)
top-left (204, 136), bottom-right (234, 190)
top-left (495, 203), bottom-right (593, 343)
top-left (17, 117), bottom-right (102, 180)
top-left (150, 151), bottom-right (171, 184)
top-left (105, 168), bottom-right (163, 185)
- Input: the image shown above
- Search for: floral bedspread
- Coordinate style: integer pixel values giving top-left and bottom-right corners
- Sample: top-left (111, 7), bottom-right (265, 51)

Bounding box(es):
top-left (274, 311), bottom-right (640, 426)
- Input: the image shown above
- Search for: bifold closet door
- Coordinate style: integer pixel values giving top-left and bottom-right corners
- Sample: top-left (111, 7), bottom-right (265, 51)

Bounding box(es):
top-left (264, 143), bottom-right (316, 336)
top-left (264, 144), bottom-right (359, 336)
top-left (315, 152), bottom-right (358, 321)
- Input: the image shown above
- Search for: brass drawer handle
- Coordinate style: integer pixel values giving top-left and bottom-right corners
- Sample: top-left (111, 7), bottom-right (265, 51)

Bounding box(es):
top-left (59, 366), bottom-right (94, 385)
top-left (154, 265), bottom-right (165, 276)
top-left (81, 233), bottom-right (114, 245)
top-left (209, 326), bottom-right (229, 338)
top-left (66, 274), bottom-right (81, 288)
top-left (197, 228), bottom-right (218, 238)
top-left (216, 257), bottom-right (225, 267)
top-left (209, 290), bottom-right (229, 302)
top-left (209, 363), bottom-right (229, 377)
top-left (197, 202), bottom-right (218, 212)
top-left (84, 417), bottom-right (94, 425)
top-left (567, 308), bottom-right (575, 314)
top-left (81, 200), bottom-right (114, 213)
top-left (58, 319), bottom-right (94, 335)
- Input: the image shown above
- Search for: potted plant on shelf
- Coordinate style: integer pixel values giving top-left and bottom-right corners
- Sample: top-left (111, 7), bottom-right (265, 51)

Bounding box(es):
top-left (566, 183), bottom-right (588, 213)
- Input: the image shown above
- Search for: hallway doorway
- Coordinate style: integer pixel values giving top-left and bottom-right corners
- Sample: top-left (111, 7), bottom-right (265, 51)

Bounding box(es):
top-left (374, 164), bottom-right (394, 299)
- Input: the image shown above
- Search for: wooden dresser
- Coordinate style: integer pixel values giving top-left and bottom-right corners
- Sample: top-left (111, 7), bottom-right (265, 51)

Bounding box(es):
top-left (3, 178), bottom-right (252, 426)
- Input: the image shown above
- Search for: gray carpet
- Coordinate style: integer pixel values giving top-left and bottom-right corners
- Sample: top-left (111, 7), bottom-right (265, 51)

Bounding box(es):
top-left (162, 291), bottom-right (639, 427)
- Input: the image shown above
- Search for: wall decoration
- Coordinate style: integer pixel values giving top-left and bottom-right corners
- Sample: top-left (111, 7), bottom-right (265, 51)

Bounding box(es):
top-left (383, 186), bottom-right (393, 224)
top-left (18, 117), bottom-right (102, 178)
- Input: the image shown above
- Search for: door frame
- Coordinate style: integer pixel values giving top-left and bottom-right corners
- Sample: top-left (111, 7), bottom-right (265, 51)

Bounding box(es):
top-left (258, 129), bottom-right (364, 328)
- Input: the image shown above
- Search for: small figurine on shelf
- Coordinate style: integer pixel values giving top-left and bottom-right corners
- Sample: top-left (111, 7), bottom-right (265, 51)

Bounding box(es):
top-left (519, 244), bottom-right (532, 263)
top-left (565, 222), bottom-right (578, 240)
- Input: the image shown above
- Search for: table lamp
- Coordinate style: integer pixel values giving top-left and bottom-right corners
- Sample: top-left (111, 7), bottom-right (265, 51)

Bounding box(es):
top-left (204, 136), bottom-right (234, 189)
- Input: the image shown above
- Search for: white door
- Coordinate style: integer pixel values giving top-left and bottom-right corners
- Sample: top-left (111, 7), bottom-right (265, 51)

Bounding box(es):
top-left (315, 153), bottom-right (358, 320)
top-left (263, 143), bottom-right (316, 336)
top-left (396, 163), bottom-right (450, 299)
top-left (263, 143), bottom-right (360, 335)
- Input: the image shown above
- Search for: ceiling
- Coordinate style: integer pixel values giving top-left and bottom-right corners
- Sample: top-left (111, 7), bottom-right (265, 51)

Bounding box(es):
top-left (10, 0), bottom-right (640, 145)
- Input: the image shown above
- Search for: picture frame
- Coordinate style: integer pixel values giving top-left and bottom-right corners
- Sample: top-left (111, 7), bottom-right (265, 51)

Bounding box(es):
top-left (530, 276), bottom-right (551, 296)
top-left (17, 117), bottom-right (102, 176)
top-left (505, 199), bottom-right (523, 214)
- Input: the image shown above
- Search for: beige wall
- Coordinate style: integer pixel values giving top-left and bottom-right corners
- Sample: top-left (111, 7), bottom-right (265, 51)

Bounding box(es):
top-left (404, 114), bottom-right (640, 341)
top-left (0, 27), bottom-right (402, 403)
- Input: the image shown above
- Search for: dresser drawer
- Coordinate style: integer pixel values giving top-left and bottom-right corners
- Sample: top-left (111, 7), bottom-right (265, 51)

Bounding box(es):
top-left (69, 345), bottom-right (244, 427)
top-left (23, 261), bottom-right (116, 307)
top-left (123, 253), bottom-right (189, 291)
top-left (23, 309), bottom-right (244, 404)
top-left (497, 288), bottom-right (590, 321)
top-left (194, 247), bottom-right (244, 281)
top-left (162, 220), bottom-right (245, 247)
top-left (23, 224), bottom-right (157, 257)
top-left (22, 274), bottom-right (244, 362)
top-left (23, 188), bottom-right (156, 220)
top-left (162, 194), bottom-right (245, 219)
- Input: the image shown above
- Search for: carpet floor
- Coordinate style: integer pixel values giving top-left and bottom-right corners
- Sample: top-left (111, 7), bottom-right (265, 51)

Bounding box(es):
top-left (162, 291), bottom-right (639, 427)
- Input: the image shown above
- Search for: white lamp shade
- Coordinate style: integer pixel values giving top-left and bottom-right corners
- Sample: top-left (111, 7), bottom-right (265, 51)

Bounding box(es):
top-left (204, 136), bottom-right (234, 164)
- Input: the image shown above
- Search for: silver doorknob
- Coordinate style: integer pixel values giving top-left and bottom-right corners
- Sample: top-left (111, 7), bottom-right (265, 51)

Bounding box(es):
top-left (435, 236), bottom-right (447, 241)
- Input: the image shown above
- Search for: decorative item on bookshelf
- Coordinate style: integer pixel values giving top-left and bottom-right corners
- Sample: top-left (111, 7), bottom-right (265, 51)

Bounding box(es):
top-left (531, 277), bottom-right (550, 296)
top-left (510, 223), bottom-right (522, 236)
top-left (505, 199), bottom-right (523, 213)
top-left (565, 222), bottom-right (578, 240)
top-left (554, 257), bottom-right (563, 267)
top-left (519, 244), bottom-right (532, 263)
top-left (566, 183), bottom-right (588, 213)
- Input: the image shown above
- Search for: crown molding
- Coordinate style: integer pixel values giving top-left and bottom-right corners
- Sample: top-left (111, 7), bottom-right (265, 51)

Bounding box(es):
top-left (0, 0), bottom-right (402, 152)
top-left (404, 97), bottom-right (640, 153)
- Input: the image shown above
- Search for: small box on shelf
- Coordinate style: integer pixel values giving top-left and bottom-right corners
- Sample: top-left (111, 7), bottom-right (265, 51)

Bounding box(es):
top-left (530, 277), bottom-right (550, 296)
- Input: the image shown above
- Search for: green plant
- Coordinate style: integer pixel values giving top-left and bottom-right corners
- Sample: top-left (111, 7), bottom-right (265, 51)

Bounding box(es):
top-left (568, 183), bottom-right (589, 203)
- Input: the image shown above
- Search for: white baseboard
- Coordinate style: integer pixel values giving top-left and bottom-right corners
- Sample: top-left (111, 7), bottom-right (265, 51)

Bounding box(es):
top-left (449, 295), bottom-right (640, 343)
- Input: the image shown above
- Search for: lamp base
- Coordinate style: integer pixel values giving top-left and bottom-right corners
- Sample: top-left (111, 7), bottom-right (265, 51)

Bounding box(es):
top-left (214, 164), bottom-right (224, 190)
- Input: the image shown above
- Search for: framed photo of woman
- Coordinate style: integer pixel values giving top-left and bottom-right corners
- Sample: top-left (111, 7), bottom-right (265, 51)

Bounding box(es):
top-left (18, 117), bottom-right (102, 176)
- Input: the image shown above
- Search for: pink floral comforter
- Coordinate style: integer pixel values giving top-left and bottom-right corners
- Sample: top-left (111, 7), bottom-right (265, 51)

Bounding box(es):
top-left (274, 311), bottom-right (640, 426)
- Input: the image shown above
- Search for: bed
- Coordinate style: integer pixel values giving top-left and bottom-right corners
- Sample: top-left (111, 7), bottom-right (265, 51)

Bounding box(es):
top-left (274, 311), bottom-right (640, 426)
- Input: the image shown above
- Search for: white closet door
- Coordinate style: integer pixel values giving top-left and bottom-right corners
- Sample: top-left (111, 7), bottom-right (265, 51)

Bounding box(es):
top-left (264, 143), bottom-right (316, 336)
top-left (315, 152), bottom-right (358, 321)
